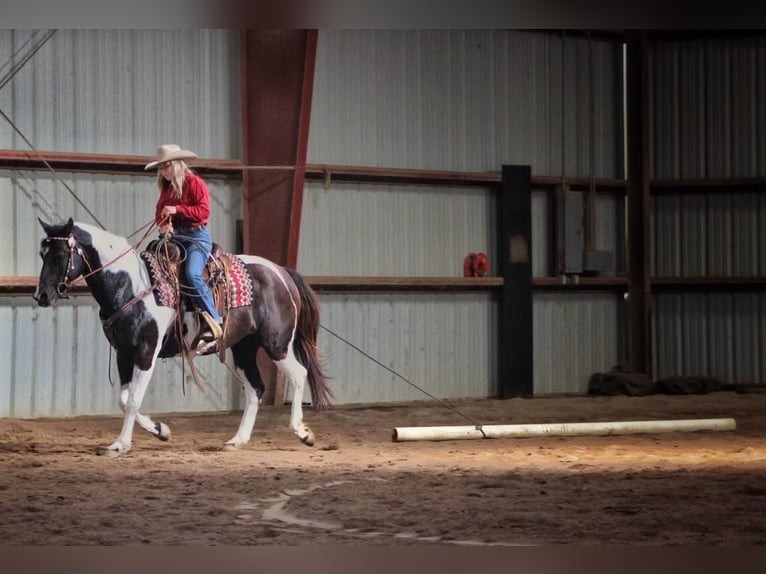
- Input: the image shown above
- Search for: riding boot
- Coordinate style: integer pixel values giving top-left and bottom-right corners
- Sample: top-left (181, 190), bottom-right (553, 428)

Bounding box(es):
top-left (200, 310), bottom-right (223, 340)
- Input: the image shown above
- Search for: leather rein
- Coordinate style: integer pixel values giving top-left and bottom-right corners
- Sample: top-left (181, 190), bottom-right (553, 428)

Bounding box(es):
top-left (45, 221), bottom-right (159, 329)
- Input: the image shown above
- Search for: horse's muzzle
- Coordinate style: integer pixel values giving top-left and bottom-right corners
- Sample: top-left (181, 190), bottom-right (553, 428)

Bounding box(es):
top-left (33, 291), bottom-right (50, 307)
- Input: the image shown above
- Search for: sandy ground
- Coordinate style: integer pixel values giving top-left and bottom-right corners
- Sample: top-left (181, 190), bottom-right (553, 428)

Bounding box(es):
top-left (1, 391), bottom-right (766, 546)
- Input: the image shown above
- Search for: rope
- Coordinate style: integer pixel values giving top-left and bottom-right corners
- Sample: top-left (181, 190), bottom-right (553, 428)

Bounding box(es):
top-left (319, 324), bottom-right (486, 433)
top-left (148, 233), bottom-right (221, 299)
top-left (0, 107), bottom-right (107, 230)
top-left (0, 29), bottom-right (108, 232)
top-left (0, 30), bottom-right (57, 92)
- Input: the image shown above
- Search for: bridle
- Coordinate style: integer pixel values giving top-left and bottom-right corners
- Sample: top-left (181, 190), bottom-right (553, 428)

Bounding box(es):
top-left (42, 234), bottom-right (95, 298)
top-left (42, 220), bottom-right (159, 298)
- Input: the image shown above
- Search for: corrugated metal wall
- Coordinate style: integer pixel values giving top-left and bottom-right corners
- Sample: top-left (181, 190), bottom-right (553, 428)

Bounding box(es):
top-left (309, 30), bottom-right (623, 176)
top-left (0, 29), bottom-right (240, 156)
top-left (303, 30), bottom-right (625, 400)
top-left (317, 294), bottom-right (497, 403)
top-left (0, 30), bottom-right (242, 418)
top-left (650, 36), bottom-right (766, 383)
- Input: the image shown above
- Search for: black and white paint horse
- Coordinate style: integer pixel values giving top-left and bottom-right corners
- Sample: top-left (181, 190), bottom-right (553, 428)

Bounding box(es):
top-left (33, 217), bottom-right (331, 456)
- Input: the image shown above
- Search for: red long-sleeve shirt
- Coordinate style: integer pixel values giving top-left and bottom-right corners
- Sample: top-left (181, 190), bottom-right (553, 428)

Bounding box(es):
top-left (154, 172), bottom-right (211, 228)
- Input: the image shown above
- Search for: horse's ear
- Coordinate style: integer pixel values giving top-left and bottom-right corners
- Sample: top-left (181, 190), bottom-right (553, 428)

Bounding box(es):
top-left (38, 217), bottom-right (53, 235)
top-left (65, 217), bottom-right (74, 234)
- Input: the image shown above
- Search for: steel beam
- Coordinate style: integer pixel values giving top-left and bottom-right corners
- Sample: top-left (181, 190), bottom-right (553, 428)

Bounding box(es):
top-left (240, 30), bottom-right (317, 266)
top-left (626, 31), bottom-right (652, 377)
top-left (497, 165), bottom-right (533, 398)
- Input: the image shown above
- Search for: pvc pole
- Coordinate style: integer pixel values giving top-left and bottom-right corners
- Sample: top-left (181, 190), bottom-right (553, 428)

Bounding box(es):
top-left (391, 418), bottom-right (736, 442)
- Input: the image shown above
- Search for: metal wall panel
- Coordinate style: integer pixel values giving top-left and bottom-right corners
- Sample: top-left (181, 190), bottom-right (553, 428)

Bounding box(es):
top-left (309, 30), bottom-right (624, 178)
top-left (533, 293), bottom-right (624, 394)
top-left (298, 181), bottom-right (495, 276)
top-left (651, 36), bottom-right (766, 179)
top-left (317, 293), bottom-right (497, 404)
top-left (651, 36), bottom-right (766, 384)
top-left (653, 292), bottom-right (764, 384)
top-left (0, 29), bottom-right (241, 158)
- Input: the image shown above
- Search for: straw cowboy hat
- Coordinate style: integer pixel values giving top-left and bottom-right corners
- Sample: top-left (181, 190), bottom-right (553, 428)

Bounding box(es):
top-left (144, 144), bottom-right (199, 170)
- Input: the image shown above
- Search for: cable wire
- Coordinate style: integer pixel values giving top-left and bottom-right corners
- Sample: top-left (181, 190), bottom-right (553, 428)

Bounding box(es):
top-left (319, 323), bottom-right (485, 431)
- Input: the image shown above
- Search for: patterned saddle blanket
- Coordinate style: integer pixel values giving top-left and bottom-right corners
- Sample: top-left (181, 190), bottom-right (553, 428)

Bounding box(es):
top-left (140, 249), bottom-right (254, 310)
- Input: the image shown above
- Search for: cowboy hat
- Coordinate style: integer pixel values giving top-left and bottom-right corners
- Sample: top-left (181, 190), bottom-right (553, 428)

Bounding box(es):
top-left (144, 144), bottom-right (199, 170)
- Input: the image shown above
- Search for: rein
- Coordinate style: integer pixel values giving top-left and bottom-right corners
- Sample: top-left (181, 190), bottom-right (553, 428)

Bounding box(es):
top-left (100, 285), bottom-right (156, 332)
top-left (51, 219), bottom-right (158, 296)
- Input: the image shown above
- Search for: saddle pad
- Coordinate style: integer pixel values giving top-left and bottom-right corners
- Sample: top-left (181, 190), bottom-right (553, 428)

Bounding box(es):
top-left (140, 251), bottom-right (177, 307)
top-left (225, 253), bottom-right (254, 308)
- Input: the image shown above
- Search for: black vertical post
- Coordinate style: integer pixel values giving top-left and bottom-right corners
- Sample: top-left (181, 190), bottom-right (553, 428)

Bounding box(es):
top-left (626, 31), bottom-right (652, 377)
top-left (497, 165), bottom-right (533, 398)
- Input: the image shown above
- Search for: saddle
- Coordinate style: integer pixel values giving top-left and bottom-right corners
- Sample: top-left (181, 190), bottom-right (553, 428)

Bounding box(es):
top-left (142, 238), bottom-right (236, 361)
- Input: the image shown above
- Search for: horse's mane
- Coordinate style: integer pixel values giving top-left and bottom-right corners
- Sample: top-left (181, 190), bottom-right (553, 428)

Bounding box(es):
top-left (71, 221), bottom-right (133, 260)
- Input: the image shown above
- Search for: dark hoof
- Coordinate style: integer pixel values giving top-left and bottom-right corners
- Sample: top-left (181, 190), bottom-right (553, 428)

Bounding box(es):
top-left (155, 422), bottom-right (171, 441)
top-left (301, 434), bottom-right (315, 447)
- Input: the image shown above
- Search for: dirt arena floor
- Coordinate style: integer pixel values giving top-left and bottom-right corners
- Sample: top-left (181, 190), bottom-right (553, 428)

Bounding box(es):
top-left (1, 391), bottom-right (766, 546)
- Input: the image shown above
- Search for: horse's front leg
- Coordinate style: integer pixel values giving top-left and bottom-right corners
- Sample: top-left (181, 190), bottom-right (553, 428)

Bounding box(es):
top-left (106, 345), bottom-right (161, 456)
top-left (117, 386), bottom-right (171, 442)
top-left (107, 367), bottom-right (155, 456)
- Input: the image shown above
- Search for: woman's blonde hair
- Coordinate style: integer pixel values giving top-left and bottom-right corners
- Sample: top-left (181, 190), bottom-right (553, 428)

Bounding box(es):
top-left (156, 160), bottom-right (194, 199)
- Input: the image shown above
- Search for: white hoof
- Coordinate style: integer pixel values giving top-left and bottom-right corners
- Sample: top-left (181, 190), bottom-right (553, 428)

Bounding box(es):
top-left (156, 422), bottom-right (171, 442)
top-left (103, 442), bottom-right (131, 457)
top-left (224, 436), bottom-right (247, 450)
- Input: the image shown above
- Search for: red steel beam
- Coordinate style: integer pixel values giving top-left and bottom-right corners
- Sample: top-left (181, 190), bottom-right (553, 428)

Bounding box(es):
top-left (240, 29), bottom-right (317, 266)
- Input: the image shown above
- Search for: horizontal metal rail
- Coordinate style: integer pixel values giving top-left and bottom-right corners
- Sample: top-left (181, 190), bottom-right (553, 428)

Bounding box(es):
top-left (8, 275), bottom-right (766, 296)
top-left (3, 275), bottom-right (632, 296)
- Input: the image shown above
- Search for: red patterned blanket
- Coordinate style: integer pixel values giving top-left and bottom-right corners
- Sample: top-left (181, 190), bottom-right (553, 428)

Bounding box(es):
top-left (140, 251), bottom-right (254, 309)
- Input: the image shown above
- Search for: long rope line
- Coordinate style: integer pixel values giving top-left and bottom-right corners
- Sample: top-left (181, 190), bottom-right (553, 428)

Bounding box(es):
top-left (0, 29), bottom-right (57, 92)
top-left (319, 324), bottom-right (485, 430)
top-left (0, 29), bottom-right (107, 231)
top-left (0, 107), bottom-right (107, 230)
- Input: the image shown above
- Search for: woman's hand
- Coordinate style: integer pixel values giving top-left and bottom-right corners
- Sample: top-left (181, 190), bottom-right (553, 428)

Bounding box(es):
top-left (160, 205), bottom-right (178, 218)
top-left (159, 221), bottom-right (174, 235)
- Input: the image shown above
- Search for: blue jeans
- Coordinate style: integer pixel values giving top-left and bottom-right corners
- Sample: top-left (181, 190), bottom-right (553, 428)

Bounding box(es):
top-left (174, 226), bottom-right (222, 323)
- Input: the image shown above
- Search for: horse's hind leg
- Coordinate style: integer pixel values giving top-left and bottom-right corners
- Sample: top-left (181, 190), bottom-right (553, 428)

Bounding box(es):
top-left (274, 350), bottom-right (314, 446)
top-left (225, 338), bottom-right (264, 449)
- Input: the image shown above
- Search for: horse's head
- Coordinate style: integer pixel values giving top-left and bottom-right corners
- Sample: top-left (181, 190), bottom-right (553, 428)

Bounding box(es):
top-left (34, 217), bottom-right (89, 307)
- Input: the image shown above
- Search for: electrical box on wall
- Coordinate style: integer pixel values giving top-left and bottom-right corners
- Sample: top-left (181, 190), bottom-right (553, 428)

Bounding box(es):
top-left (583, 249), bottom-right (614, 273)
top-left (556, 184), bottom-right (584, 274)
top-left (556, 184), bottom-right (614, 276)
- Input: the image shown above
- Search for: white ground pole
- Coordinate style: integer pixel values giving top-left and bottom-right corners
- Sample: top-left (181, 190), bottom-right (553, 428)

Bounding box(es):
top-left (392, 418), bottom-right (737, 442)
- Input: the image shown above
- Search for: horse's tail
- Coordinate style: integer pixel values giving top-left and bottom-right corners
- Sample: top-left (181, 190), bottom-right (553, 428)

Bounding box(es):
top-left (285, 267), bottom-right (332, 410)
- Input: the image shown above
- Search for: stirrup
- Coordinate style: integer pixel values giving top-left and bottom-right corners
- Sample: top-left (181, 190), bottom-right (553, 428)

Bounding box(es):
top-left (200, 311), bottom-right (223, 340)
